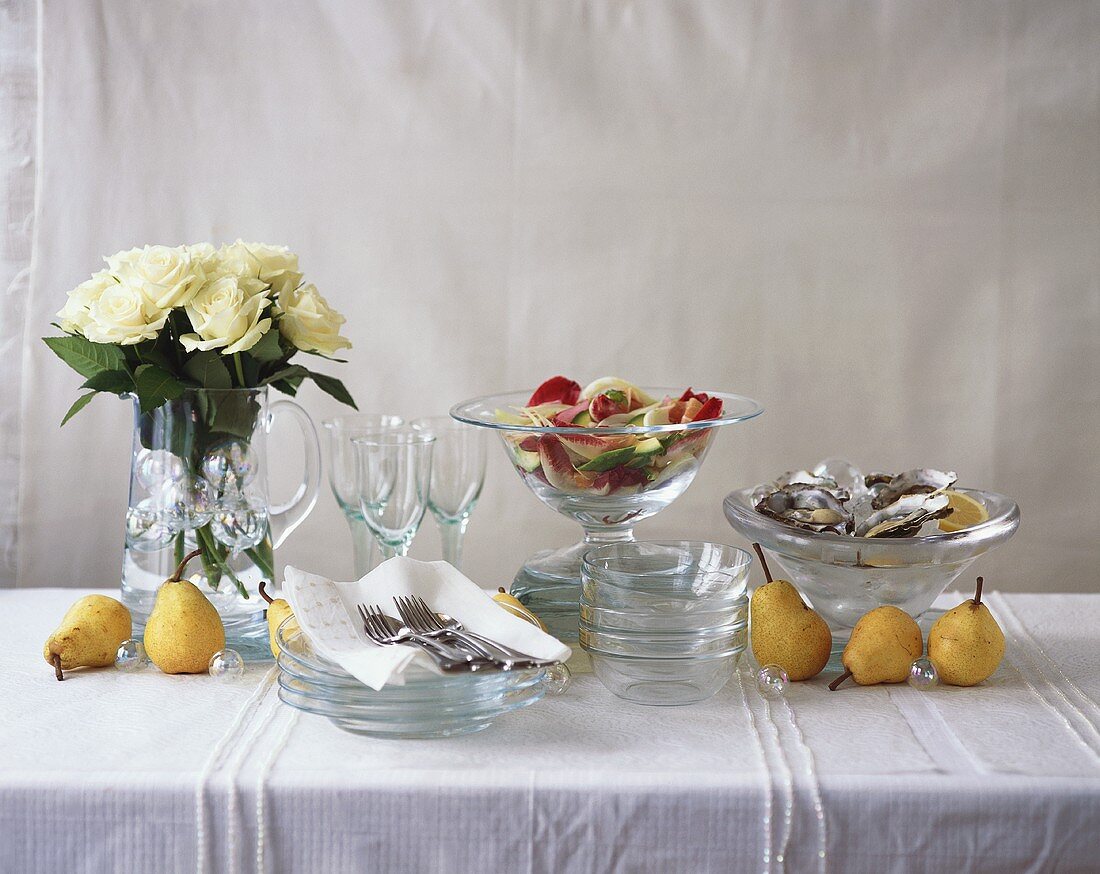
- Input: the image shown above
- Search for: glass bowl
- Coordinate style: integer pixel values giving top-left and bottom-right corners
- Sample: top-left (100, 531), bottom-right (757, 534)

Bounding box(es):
top-left (579, 619), bottom-right (748, 658)
top-left (579, 600), bottom-right (749, 633)
top-left (723, 485), bottom-right (1020, 633)
top-left (584, 648), bottom-right (745, 706)
top-left (451, 391), bottom-right (763, 640)
top-left (274, 621), bottom-right (547, 738)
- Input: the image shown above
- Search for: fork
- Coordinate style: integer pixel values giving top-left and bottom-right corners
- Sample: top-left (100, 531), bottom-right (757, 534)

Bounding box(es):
top-left (356, 603), bottom-right (489, 673)
top-left (393, 595), bottom-right (558, 670)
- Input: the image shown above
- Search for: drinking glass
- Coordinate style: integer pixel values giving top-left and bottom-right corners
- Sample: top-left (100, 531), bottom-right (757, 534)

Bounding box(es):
top-left (352, 431), bottom-right (435, 558)
top-left (323, 414), bottom-right (403, 575)
top-left (410, 416), bottom-right (487, 569)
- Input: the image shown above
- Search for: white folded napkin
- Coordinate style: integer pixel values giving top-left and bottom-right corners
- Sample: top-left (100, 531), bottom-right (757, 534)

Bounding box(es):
top-left (283, 557), bottom-right (571, 690)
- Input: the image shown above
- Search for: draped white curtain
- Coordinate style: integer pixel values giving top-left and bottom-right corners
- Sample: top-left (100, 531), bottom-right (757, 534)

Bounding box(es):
top-left (2, 0), bottom-right (1098, 591)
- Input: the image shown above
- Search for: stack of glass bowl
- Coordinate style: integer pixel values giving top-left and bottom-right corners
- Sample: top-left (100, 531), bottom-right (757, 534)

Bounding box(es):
top-left (579, 541), bottom-right (750, 706)
top-left (275, 620), bottom-right (549, 738)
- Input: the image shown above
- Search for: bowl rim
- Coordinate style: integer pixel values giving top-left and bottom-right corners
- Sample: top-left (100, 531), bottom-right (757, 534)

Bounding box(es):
top-left (723, 485), bottom-right (1021, 558)
top-left (450, 387), bottom-right (764, 435)
top-left (581, 540), bottom-right (753, 581)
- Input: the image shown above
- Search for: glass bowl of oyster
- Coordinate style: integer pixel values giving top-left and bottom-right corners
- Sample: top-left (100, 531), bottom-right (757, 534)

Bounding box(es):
top-left (723, 460), bottom-right (1020, 632)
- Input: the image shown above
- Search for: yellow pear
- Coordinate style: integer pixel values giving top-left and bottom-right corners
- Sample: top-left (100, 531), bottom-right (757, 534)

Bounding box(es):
top-left (492, 587), bottom-right (546, 631)
top-left (928, 576), bottom-right (1004, 686)
top-left (830, 605), bottom-right (922, 690)
top-left (259, 581), bottom-right (297, 659)
top-left (43, 594), bottom-right (132, 681)
top-left (144, 549), bottom-right (226, 674)
top-left (749, 544), bottom-right (832, 681)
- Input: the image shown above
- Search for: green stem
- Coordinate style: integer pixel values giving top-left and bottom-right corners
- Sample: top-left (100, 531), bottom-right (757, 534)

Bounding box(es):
top-left (233, 353), bottom-right (246, 387)
top-left (196, 525), bottom-right (249, 599)
top-left (246, 537), bottom-right (275, 582)
top-left (173, 531), bottom-right (186, 567)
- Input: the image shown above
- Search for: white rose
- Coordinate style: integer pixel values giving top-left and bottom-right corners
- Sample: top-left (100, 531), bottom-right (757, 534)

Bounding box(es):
top-left (275, 283), bottom-right (352, 356)
top-left (180, 274), bottom-right (273, 354)
top-left (106, 244), bottom-right (204, 309)
top-left (216, 240), bottom-right (301, 292)
top-left (82, 275), bottom-right (169, 345)
top-left (57, 270), bottom-right (117, 334)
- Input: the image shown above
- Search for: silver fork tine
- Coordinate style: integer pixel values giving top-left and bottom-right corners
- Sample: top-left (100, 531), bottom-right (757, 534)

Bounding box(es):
top-left (393, 596), bottom-right (420, 632)
top-left (357, 603), bottom-right (383, 643)
top-left (414, 596), bottom-right (447, 631)
top-left (401, 595), bottom-right (430, 631)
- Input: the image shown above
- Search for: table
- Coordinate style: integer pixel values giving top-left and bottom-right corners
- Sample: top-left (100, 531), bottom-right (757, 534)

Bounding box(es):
top-left (3, 589), bottom-right (1099, 873)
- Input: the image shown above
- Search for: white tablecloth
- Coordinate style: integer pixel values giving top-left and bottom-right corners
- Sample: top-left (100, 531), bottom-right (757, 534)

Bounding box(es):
top-left (3, 589), bottom-right (1099, 873)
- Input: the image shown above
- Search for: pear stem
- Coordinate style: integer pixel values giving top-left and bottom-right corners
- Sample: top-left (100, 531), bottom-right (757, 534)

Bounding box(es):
top-left (51, 652), bottom-right (63, 682)
top-left (170, 548), bottom-right (204, 583)
top-left (258, 581), bottom-right (275, 604)
top-left (752, 542), bottom-right (773, 583)
top-left (828, 670), bottom-right (852, 691)
top-left (973, 576), bottom-right (984, 607)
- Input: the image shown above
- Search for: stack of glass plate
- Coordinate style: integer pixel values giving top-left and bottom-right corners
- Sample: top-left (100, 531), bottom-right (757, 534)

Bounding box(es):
top-left (275, 621), bottom-right (549, 738)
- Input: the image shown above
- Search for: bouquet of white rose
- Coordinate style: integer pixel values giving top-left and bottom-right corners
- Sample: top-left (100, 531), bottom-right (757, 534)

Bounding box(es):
top-left (43, 241), bottom-right (356, 602)
top-left (45, 240), bottom-right (356, 420)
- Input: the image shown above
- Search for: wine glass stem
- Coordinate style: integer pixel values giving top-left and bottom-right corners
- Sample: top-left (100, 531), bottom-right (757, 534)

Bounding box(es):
top-left (438, 518), bottom-right (469, 569)
top-left (346, 515), bottom-right (379, 577)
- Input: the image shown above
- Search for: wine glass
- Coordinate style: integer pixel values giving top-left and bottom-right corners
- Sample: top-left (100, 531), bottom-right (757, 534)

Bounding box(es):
top-left (410, 416), bottom-right (487, 569)
top-left (323, 414), bottom-right (404, 575)
top-left (352, 431), bottom-right (435, 559)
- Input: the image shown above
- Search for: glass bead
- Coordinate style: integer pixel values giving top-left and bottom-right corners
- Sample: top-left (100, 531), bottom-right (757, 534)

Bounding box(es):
top-left (155, 474), bottom-right (216, 531)
top-left (115, 639), bottom-right (149, 672)
top-left (201, 440), bottom-right (259, 492)
top-left (544, 663), bottom-right (572, 695)
top-left (757, 663), bottom-right (789, 697)
top-left (124, 498), bottom-right (174, 551)
top-left (135, 449), bottom-right (187, 490)
top-left (208, 648), bottom-right (245, 679)
top-left (908, 657), bottom-right (939, 690)
top-left (209, 497), bottom-right (269, 553)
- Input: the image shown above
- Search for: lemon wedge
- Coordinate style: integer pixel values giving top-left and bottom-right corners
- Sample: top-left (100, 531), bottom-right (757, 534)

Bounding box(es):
top-left (938, 490), bottom-right (990, 532)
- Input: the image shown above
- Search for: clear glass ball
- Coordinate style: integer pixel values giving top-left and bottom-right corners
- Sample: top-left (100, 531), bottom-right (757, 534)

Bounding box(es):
top-left (757, 663), bottom-right (789, 697)
top-left (115, 639), bottom-right (150, 672)
top-left (208, 648), bottom-right (245, 679)
top-left (209, 497), bottom-right (269, 553)
top-left (201, 440), bottom-right (259, 492)
top-left (812, 457), bottom-right (863, 496)
top-left (908, 656), bottom-right (939, 690)
top-left (544, 663), bottom-right (572, 695)
top-left (135, 448), bottom-right (187, 490)
top-left (155, 474), bottom-right (216, 531)
top-left (124, 498), bottom-right (174, 551)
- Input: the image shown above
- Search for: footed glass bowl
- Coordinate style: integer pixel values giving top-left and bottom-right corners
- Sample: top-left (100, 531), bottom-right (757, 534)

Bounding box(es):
top-left (723, 486), bottom-right (1020, 635)
top-left (451, 389), bottom-right (763, 640)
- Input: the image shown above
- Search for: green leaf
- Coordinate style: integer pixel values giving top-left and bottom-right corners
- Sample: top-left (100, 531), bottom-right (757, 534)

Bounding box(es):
top-left (300, 348), bottom-right (349, 364)
top-left (247, 329), bottom-right (284, 363)
top-left (182, 351), bottom-right (232, 389)
top-left (60, 392), bottom-right (96, 426)
top-left (133, 364), bottom-right (185, 414)
top-left (81, 370), bottom-right (133, 394)
top-left (43, 335), bottom-right (126, 379)
top-left (261, 364), bottom-right (308, 386)
top-left (270, 378), bottom-right (301, 397)
top-left (305, 370), bottom-right (358, 409)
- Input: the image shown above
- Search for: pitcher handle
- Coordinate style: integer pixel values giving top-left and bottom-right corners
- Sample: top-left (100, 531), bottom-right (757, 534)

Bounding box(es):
top-left (267, 398), bottom-right (322, 549)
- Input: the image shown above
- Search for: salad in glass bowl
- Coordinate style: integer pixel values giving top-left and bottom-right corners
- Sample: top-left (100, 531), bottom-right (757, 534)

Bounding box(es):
top-left (451, 376), bottom-right (763, 640)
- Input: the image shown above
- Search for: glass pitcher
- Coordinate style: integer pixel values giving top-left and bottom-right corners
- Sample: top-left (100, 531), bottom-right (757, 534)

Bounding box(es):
top-left (121, 387), bottom-right (320, 654)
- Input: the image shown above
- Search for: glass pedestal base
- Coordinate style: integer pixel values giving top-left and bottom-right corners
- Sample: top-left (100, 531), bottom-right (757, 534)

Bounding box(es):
top-left (510, 542), bottom-right (601, 644)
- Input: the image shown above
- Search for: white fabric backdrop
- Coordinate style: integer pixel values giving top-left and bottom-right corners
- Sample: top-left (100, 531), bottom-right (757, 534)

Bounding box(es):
top-left (3, 0), bottom-right (1098, 591)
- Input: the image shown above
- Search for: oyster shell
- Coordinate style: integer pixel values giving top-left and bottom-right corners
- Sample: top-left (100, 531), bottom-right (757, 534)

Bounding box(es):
top-left (755, 484), bottom-right (854, 535)
top-left (870, 468), bottom-right (957, 510)
top-left (857, 493), bottom-right (953, 538)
